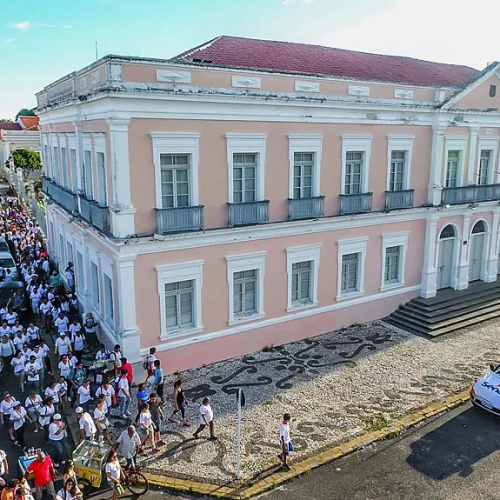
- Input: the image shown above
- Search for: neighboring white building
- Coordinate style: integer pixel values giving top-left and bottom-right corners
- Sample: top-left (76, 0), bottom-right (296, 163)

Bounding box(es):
top-left (0, 116), bottom-right (40, 166)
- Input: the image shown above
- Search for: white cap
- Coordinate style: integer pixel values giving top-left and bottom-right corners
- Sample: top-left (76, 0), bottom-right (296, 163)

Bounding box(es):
top-left (75, 407), bottom-right (84, 414)
top-left (53, 413), bottom-right (62, 420)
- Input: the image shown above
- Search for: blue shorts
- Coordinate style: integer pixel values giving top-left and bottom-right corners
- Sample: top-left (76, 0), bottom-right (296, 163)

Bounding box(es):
top-left (283, 441), bottom-right (294, 455)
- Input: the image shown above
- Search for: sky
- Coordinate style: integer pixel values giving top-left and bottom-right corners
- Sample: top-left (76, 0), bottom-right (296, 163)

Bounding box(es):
top-left (1, 0), bottom-right (500, 119)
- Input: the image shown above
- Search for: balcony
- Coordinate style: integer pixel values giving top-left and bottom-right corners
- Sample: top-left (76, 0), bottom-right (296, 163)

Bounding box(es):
top-left (442, 184), bottom-right (500, 205)
top-left (78, 195), bottom-right (91, 222)
top-left (155, 206), bottom-right (204, 234)
top-left (227, 200), bottom-right (269, 227)
top-left (89, 202), bottom-right (110, 233)
top-left (288, 196), bottom-right (325, 221)
top-left (385, 189), bottom-right (414, 210)
top-left (42, 177), bottom-right (78, 213)
top-left (339, 193), bottom-right (373, 215)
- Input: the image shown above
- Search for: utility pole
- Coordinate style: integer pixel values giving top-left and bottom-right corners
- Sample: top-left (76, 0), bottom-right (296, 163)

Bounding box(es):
top-left (95, 41), bottom-right (99, 60)
top-left (236, 388), bottom-right (245, 479)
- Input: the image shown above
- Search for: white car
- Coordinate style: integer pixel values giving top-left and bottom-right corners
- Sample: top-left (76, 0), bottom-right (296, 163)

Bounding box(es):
top-left (470, 364), bottom-right (500, 415)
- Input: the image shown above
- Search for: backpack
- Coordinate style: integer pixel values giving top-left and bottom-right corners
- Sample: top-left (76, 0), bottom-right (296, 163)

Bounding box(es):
top-left (142, 357), bottom-right (149, 370)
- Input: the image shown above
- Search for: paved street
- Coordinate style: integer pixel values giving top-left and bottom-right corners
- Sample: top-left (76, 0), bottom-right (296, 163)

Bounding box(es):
top-left (261, 403), bottom-right (500, 500)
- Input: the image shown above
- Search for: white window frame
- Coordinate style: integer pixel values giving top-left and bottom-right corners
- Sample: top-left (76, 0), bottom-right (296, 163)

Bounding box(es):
top-left (337, 237), bottom-right (368, 300)
top-left (100, 256), bottom-right (114, 327)
top-left (341, 135), bottom-right (371, 195)
top-left (151, 133), bottom-right (200, 209)
top-left (42, 134), bottom-right (52, 178)
top-left (226, 251), bottom-right (266, 325)
top-left (52, 136), bottom-right (60, 185)
top-left (90, 259), bottom-right (100, 310)
top-left (67, 134), bottom-right (78, 193)
top-left (386, 135), bottom-right (414, 191)
top-left (226, 134), bottom-right (266, 203)
top-left (444, 137), bottom-right (467, 188)
top-left (58, 134), bottom-right (69, 189)
top-left (476, 137), bottom-right (499, 185)
top-left (286, 244), bottom-right (321, 312)
top-left (93, 134), bottom-right (107, 206)
top-left (380, 231), bottom-right (409, 291)
top-left (156, 260), bottom-right (204, 339)
top-left (82, 134), bottom-right (93, 200)
top-left (287, 134), bottom-right (323, 199)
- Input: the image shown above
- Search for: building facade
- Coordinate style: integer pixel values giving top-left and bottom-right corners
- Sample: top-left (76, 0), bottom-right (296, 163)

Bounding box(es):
top-left (0, 116), bottom-right (40, 166)
top-left (36, 36), bottom-right (500, 371)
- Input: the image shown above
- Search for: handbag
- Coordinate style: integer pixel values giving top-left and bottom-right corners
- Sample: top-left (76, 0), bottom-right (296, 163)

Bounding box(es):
top-left (116, 483), bottom-right (125, 496)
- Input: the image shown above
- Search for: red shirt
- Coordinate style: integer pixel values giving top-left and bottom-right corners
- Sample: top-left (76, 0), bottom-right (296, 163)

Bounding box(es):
top-left (122, 362), bottom-right (133, 384)
top-left (26, 456), bottom-right (53, 486)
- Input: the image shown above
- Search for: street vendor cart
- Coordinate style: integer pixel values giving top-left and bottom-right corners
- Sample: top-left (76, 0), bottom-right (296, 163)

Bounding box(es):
top-left (73, 440), bottom-right (148, 496)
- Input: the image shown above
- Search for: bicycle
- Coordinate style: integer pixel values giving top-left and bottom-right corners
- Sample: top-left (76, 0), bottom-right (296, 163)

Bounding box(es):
top-left (78, 464), bottom-right (149, 496)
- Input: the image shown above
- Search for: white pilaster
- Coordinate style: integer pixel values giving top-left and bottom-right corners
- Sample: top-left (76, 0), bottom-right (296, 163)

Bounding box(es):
top-left (106, 118), bottom-right (136, 239)
top-left (457, 214), bottom-right (471, 289)
top-left (420, 213), bottom-right (440, 298)
top-left (72, 121), bottom-right (84, 193)
top-left (466, 126), bottom-right (479, 185)
top-left (486, 209), bottom-right (500, 282)
top-left (116, 255), bottom-right (141, 364)
top-left (428, 124), bottom-right (447, 206)
top-left (80, 232), bottom-right (93, 314)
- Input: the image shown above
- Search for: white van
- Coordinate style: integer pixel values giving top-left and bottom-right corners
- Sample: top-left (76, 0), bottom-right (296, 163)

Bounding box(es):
top-left (0, 252), bottom-right (18, 280)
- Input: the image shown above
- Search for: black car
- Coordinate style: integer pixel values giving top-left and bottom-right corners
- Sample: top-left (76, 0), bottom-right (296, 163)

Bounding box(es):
top-left (0, 281), bottom-right (28, 313)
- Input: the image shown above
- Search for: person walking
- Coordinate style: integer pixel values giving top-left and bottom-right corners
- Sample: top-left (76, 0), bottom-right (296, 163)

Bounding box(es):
top-left (0, 393), bottom-right (18, 442)
top-left (75, 407), bottom-right (96, 442)
top-left (95, 381), bottom-right (115, 409)
top-left (138, 403), bottom-right (158, 454)
top-left (25, 450), bottom-right (56, 500)
top-left (38, 397), bottom-right (55, 441)
top-left (278, 413), bottom-right (293, 471)
top-left (24, 355), bottom-right (42, 392)
top-left (56, 478), bottom-right (82, 500)
top-left (76, 379), bottom-right (92, 412)
top-left (105, 450), bottom-right (123, 500)
top-left (47, 414), bottom-right (67, 468)
top-left (10, 401), bottom-right (27, 447)
top-left (83, 313), bottom-right (98, 349)
top-left (116, 425), bottom-right (141, 470)
top-left (0, 335), bottom-right (15, 377)
top-left (117, 370), bottom-right (132, 419)
top-left (11, 351), bottom-right (26, 393)
top-left (70, 327), bottom-right (85, 363)
top-left (68, 361), bottom-right (86, 408)
top-left (93, 399), bottom-right (112, 445)
top-left (24, 391), bottom-right (42, 433)
top-left (193, 397), bottom-right (217, 441)
top-left (168, 380), bottom-right (189, 427)
top-left (148, 392), bottom-right (165, 446)
top-left (133, 383), bottom-right (148, 424)
top-left (0, 447), bottom-right (9, 486)
top-left (109, 345), bottom-right (122, 376)
top-left (153, 359), bottom-right (165, 405)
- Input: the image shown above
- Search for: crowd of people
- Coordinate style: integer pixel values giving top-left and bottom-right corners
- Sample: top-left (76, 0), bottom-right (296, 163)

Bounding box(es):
top-left (0, 193), bottom-right (228, 500)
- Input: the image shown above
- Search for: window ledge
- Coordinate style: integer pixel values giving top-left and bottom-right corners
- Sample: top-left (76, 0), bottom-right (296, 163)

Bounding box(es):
top-left (380, 282), bottom-right (405, 293)
top-left (228, 313), bottom-right (265, 326)
top-left (336, 291), bottom-right (364, 302)
top-left (286, 301), bottom-right (318, 313)
top-left (160, 326), bottom-right (204, 341)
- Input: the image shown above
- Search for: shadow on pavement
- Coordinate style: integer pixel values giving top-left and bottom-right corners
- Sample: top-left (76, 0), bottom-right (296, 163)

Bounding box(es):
top-left (407, 404), bottom-right (500, 479)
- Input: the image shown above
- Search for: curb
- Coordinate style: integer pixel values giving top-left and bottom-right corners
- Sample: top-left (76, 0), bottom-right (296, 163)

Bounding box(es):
top-left (144, 389), bottom-right (471, 499)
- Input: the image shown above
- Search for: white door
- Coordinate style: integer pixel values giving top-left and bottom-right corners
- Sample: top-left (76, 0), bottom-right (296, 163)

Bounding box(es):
top-left (469, 234), bottom-right (485, 282)
top-left (438, 238), bottom-right (455, 289)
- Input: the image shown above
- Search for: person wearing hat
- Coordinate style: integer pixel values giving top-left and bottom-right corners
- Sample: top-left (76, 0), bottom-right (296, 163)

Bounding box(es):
top-left (10, 401), bottom-right (27, 447)
top-left (75, 407), bottom-right (96, 442)
top-left (48, 414), bottom-right (67, 467)
top-left (24, 355), bottom-right (42, 391)
top-left (0, 393), bottom-right (19, 442)
top-left (54, 331), bottom-right (71, 357)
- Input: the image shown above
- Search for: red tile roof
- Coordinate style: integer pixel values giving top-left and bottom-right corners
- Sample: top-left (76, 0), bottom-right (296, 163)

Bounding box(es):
top-left (18, 116), bottom-right (39, 130)
top-left (172, 36), bottom-right (479, 88)
top-left (0, 123), bottom-right (21, 131)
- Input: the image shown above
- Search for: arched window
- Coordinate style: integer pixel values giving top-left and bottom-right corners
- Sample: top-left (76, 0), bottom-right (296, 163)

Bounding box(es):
top-left (472, 220), bottom-right (486, 234)
top-left (440, 224), bottom-right (456, 239)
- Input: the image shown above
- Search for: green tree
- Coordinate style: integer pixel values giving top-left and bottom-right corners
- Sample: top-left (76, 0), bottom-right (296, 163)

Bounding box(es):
top-left (0, 119), bottom-right (13, 123)
top-left (15, 108), bottom-right (36, 120)
top-left (11, 149), bottom-right (41, 179)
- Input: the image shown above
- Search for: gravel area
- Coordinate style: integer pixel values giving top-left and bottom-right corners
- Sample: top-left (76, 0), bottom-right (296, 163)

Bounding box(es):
top-left (107, 319), bottom-right (500, 484)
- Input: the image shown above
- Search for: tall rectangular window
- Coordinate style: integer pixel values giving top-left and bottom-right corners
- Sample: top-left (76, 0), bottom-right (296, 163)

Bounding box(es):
top-left (291, 261), bottom-right (312, 305)
top-left (384, 246), bottom-right (401, 284)
top-left (478, 150), bottom-right (492, 185)
top-left (160, 154), bottom-right (190, 208)
top-left (70, 149), bottom-right (78, 192)
top-left (60, 147), bottom-right (69, 188)
top-left (164, 280), bottom-right (194, 330)
top-left (59, 234), bottom-right (66, 266)
top-left (233, 153), bottom-right (257, 203)
top-left (91, 262), bottom-right (100, 307)
top-left (43, 145), bottom-right (50, 176)
top-left (341, 253), bottom-right (359, 294)
top-left (83, 150), bottom-right (93, 199)
top-left (445, 150), bottom-right (460, 188)
top-left (66, 242), bottom-right (73, 266)
top-left (293, 153), bottom-right (313, 199)
top-left (96, 152), bottom-right (107, 205)
top-left (103, 275), bottom-right (114, 323)
top-left (389, 151), bottom-right (406, 191)
top-left (53, 147), bottom-right (59, 183)
top-left (76, 251), bottom-right (84, 292)
top-left (233, 269), bottom-right (257, 317)
top-left (344, 152), bottom-right (363, 195)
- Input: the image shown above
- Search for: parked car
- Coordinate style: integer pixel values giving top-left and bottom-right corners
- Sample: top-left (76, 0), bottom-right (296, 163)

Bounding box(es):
top-left (0, 281), bottom-right (28, 313)
top-left (470, 364), bottom-right (500, 415)
top-left (0, 238), bottom-right (10, 253)
top-left (0, 251), bottom-right (18, 280)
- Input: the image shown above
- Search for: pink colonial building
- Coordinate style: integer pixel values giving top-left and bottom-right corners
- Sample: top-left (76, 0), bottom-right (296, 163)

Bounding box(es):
top-left (36, 36), bottom-right (500, 371)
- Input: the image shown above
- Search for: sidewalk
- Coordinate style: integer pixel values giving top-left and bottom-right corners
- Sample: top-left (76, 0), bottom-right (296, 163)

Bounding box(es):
top-left (96, 317), bottom-right (496, 486)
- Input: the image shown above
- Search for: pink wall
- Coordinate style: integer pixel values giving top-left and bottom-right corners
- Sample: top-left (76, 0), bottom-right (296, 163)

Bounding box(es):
top-left (128, 119), bottom-right (432, 235)
top-left (452, 75), bottom-right (500, 110)
top-left (134, 218), bottom-right (425, 354)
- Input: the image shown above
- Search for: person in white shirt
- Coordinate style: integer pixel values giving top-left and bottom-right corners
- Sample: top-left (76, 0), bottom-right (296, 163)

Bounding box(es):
top-left (27, 323), bottom-right (40, 345)
top-left (116, 426), bottom-right (141, 469)
top-left (10, 350), bottom-right (26, 392)
top-left (0, 336), bottom-right (15, 377)
top-left (93, 399), bottom-right (112, 445)
top-left (75, 407), bottom-right (96, 442)
top-left (278, 413), bottom-right (293, 470)
top-left (54, 313), bottom-right (69, 335)
top-left (11, 320), bottom-right (23, 336)
top-left (105, 450), bottom-right (122, 500)
top-left (25, 391), bottom-right (42, 433)
top-left (95, 344), bottom-right (110, 361)
top-left (45, 382), bottom-right (60, 413)
top-left (39, 298), bottom-right (53, 329)
top-left (193, 397), bottom-right (217, 441)
top-left (21, 344), bottom-right (33, 362)
top-left (55, 332), bottom-right (71, 356)
top-left (95, 382), bottom-right (115, 409)
top-left (77, 379), bottom-right (92, 412)
top-left (48, 414), bottom-right (67, 467)
top-left (38, 397), bottom-right (55, 438)
top-left (5, 308), bottom-right (18, 326)
top-left (55, 376), bottom-right (69, 407)
top-left (10, 401), bottom-right (27, 447)
top-left (0, 393), bottom-right (19, 441)
top-left (70, 325), bottom-right (84, 360)
top-left (67, 352), bottom-right (78, 369)
top-left (138, 403), bottom-right (158, 454)
top-left (68, 319), bottom-right (81, 338)
top-left (109, 345), bottom-right (123, 375)
top-left (118, 371), bottom-right (132, 419)
top-left (0, 448), bottom-right (9, 486)
top-left (13, 331), bottom-right (27, 352)
top-left (0, 321), bottom-right (11, 338)
top-left (25, 355), bottom-right (42, 390)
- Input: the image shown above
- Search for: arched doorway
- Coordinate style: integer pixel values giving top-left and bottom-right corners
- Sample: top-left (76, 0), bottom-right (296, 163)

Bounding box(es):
top-left (437, 224), bottom-right (456, 289)
top-left (469, 220), bottom-right (486, 282)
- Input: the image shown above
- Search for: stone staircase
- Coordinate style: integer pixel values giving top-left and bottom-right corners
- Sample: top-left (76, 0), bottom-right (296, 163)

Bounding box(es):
top-left (384, 280), bottom-right (500, 337)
